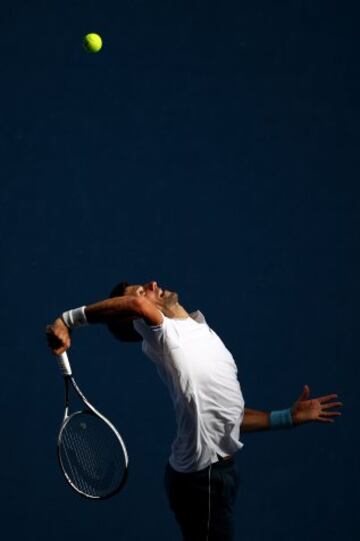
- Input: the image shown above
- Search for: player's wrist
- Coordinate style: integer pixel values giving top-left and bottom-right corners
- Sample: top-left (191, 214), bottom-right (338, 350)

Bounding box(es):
top-left (54, 317), bottom-right (71, 333)
top-left (269, 408), bottom-right (294, 429)
top-left (61, 306), bottom-right (88, 329)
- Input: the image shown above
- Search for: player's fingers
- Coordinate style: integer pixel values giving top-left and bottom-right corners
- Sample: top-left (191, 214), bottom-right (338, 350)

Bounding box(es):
top-left (46, 335), bottom-right (58, 348)
top-left (46, 333), bottom-right (69, 352)
top-left (45, 326), bottom-right (58, 340)
top-left (46, 333), bottom-right (61, 346)
top-left (320, 411), bottom-right (342, 417)
top-left (53, 345), bottom-right (69, 355)
top-left (319, 394), bottom-right (338, 403)
top-left (322, 402), bottom-right (343, 409)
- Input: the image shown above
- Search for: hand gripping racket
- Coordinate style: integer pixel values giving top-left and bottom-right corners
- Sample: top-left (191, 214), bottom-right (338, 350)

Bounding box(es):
top-left (56, 352), bottom-right (129, 499)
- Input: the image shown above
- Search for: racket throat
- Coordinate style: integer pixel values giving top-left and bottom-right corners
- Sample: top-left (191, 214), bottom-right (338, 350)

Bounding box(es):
top-left (63, 376), bottom-right (71, 408)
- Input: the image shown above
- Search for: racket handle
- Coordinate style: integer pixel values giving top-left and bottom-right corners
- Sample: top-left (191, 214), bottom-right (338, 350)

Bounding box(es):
top-left (57, 352), bottom-right (72, 376)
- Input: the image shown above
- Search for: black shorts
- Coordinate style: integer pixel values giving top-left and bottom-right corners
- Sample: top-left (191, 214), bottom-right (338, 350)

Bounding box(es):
top-left (164, 456), bottom-right (240, 541)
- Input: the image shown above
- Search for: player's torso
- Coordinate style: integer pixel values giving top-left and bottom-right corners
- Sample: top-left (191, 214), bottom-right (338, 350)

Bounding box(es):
top-left (142, 317), bottom-right (242, 405)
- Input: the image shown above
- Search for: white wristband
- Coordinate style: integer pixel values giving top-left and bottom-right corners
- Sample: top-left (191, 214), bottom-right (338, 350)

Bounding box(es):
top-left (62, 306), bottom-right (88, 329)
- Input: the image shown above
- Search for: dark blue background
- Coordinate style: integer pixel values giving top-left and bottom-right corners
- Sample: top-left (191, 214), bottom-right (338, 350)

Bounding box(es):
top-left (1, 1), bottom-right (358, 539)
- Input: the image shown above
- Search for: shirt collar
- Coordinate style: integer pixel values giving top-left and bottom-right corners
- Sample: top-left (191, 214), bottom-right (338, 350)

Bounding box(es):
top-left (189, 310), bottom-right (206, 324)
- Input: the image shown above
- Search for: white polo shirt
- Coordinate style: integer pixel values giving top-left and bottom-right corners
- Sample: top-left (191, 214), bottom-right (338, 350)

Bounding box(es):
top-left (133, 310), bottom-right (245, 473)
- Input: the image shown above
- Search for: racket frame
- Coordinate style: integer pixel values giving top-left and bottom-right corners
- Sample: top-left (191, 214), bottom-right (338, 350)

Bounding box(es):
top-left (56, 354), bottom-right (129, 500)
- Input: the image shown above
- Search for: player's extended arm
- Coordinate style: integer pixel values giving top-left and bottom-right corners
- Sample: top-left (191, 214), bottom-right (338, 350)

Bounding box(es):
top-left (241, 408), bottom-right (271, 432)
top-left (241, 386), bottom-right (343, 432)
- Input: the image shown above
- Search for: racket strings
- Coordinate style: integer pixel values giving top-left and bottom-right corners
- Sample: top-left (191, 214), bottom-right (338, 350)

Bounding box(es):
top-left (59, 412), bottom-right (127, 498)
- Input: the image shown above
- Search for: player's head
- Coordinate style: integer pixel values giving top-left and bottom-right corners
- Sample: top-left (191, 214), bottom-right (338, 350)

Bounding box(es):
top-left (122, 281), bottom-right (179, 307)
top-left (106, 280), bottom-right (178, 342)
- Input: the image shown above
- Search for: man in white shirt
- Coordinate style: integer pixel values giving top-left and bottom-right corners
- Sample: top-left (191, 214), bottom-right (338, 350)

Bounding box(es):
top-left (46, 280), bottom-right (343, 541)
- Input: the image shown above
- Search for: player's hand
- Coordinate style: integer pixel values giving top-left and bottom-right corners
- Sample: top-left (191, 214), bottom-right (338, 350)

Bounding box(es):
top-left (291, 385), bottom-right (343, 425)
top-left (45, 317), bottom-right (71, 355)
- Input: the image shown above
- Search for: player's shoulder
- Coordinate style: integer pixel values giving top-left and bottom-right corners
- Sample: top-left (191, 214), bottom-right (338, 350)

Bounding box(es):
top-left (135, 297), bottom-right (164, 326)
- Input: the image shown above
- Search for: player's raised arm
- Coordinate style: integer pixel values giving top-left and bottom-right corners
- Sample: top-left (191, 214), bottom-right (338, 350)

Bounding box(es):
top-left (85, 296), bottom-right (144, 323)
top-left (85, 296), bottom-right (163, 326)
top-left (45, 296), bottom-right (163, 355)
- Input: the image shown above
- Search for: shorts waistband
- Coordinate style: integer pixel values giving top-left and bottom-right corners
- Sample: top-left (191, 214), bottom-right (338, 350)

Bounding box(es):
top-left (213, 454), bottom-right (234, 467)
top-left (166, 454), bottom-right (234, 474)
top-left (216, 453), bottom-right (233, 461)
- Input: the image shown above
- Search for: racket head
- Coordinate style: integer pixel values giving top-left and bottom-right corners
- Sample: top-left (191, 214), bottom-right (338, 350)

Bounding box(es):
top-left (57, 409), bottom-right (129, 499)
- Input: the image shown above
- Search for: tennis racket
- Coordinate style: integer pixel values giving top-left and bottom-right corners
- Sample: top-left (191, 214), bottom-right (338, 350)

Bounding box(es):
top-left (56, 351), bottom-right (129, 499)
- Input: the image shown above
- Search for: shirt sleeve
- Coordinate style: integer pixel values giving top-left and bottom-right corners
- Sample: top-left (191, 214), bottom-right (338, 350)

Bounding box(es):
top-left (133, 316), bottom-right (181, 352)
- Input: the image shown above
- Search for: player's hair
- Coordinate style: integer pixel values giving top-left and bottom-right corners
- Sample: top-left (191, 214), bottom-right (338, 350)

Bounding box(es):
top-left (106, 281), bottom-right (142, 343)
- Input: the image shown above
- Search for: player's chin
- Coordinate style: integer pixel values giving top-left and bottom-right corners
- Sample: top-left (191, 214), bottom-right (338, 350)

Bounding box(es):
top-left (159, 290), bottom-right (178, 305)
top-left (168, 292), bottom-right (179, 303)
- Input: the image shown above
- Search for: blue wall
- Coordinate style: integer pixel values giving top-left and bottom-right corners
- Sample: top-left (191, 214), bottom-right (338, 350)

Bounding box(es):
top-left (0, 1), bottom-right (357, 539)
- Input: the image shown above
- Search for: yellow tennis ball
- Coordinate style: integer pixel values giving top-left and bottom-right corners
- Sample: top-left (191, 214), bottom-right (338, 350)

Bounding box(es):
top-left (83, 33), bottom-right (103, 53)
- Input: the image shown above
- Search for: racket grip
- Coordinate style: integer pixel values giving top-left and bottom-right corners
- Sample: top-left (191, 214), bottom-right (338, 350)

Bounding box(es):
top-left (57, 352), bottom-right (72, 376)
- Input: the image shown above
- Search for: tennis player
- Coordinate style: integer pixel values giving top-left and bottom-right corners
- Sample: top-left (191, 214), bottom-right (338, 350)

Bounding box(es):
top-left (46, 280), bottom-right (343, 541)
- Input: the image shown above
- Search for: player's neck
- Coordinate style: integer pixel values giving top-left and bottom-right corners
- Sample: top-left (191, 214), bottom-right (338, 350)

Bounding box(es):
top-left (163, 303), bottom-right (189, 320)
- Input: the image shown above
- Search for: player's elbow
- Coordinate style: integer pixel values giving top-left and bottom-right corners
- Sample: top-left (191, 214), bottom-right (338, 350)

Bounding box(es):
top-left (131, 296), bottom-right (146, 316)
top-left (106, 297), bottom-right (142, 342)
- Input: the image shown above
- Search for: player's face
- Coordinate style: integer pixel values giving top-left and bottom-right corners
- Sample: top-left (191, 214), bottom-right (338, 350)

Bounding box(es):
top-left (125, 281), bottom-right (179, 307)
